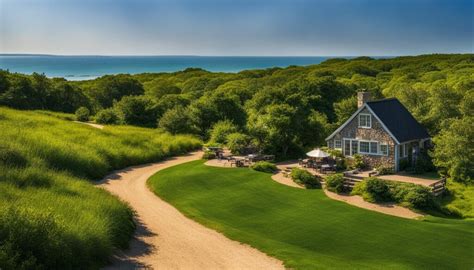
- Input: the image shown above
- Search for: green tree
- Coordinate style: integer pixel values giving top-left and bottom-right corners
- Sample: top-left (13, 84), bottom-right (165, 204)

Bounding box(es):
top-left (301, 110), bottom-right (332, 147)
top-left (144, 79), bottom-right (181, 99)
top-left (46, 82), bottom-right (90, 113)
top-left (334, 96), bottom-right (357, 125)
top-left (158, 106), bottom-right (195, 135)
top-left (154, 94), bottom-right (190, 119)
top-left (431, 117), bottom-right (473, 183)
top-left (209, 120), bottom-right (239, 145)
top-left (114, 96), bottom-right (157, 127)
top-left (188, 93), bottom-right (246, 137)
top-left (95, 108), bottom-right (119, 125)
top-left (226, 132), bottom-right (252, 155)
top-left (75, 107), bottom-right (90, 122)
top-left (85, 75), bottom-right (144, 109)
top-left (0, 74), bottom-right (35, 109)
top-left (248, 104), bottom-right (296, 156)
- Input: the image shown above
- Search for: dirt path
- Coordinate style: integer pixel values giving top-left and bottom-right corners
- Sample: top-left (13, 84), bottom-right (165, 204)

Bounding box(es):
top-left (323, 189), bottom-right (423, 219)
top-left (74, 120), bottom-right (104, 129)
top-left (98, 152), bottom-right (284, 270)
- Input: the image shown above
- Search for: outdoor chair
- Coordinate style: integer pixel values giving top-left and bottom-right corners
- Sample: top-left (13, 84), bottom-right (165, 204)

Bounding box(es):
top-left (263, 155), bottom-right (275, 161)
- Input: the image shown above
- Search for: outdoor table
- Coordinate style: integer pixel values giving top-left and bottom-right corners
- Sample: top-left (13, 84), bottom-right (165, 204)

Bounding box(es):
top-left (320, 164), bottom-right (330, 173)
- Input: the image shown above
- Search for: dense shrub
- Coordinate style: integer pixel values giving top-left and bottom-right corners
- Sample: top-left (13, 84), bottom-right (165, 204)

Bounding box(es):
top-left (95, 108), bottom-right (119, 124)
top-left (251, 161), bottom-right (277, 173)
top-left (352, 178), bottom-right (391, 202)
top-left (376, 166), bottom-right (394, 175)
top-left (325, 173), bottom-right (345, 193)
top-left (404, 186), bottom-right (434, 210)
top-left (364, 177), bottom-right (391, 202)
top-left (389, 182), bottom-right (435, 210)
top-left (399, 158), bottom-right (410, 171)
top-left (353, 154), bottom-right (367, 170)
top-left (352, 178), bottom-right (437, 211)
top-left (335, 158), bottom-right (347, 171)
top-left (75, 107), bottom-right (90, 121)
top-left (209, 120), bottom-right (238, 145)
top-left (202, 150), bottom-right (216, 160)
top-left (226, 132), bottom-right (251, 155)
top-left (290, 168), bottom-right (321, 188)
top-left (413, 150), bottom-right (435, 174)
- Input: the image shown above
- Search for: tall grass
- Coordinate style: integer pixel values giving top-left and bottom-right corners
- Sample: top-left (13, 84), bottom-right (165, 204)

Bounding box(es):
top-left (0, 107), bottom-right (201, 269)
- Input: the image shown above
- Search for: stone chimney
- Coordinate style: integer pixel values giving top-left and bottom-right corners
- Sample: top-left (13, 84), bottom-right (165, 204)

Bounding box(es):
top-left (357, 91), bottom-right (371, 108)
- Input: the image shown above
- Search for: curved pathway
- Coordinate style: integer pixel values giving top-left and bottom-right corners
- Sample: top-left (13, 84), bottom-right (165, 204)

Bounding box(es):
top-left (98, 152), bottom-right (284, 270)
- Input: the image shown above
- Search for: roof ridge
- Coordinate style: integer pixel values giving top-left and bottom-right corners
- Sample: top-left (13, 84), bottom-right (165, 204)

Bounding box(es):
top-left (366, 97), bottom-right (398, 104)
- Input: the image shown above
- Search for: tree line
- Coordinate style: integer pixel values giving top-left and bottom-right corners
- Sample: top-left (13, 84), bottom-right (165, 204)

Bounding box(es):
top-left (0, 54), bottom-right (472, 183)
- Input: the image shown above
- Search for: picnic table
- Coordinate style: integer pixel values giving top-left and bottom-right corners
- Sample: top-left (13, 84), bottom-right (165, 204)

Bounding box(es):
top-left (320, 164), bottom-right (335, 174)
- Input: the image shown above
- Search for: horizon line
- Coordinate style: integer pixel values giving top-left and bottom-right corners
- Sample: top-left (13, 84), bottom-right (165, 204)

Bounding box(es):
top-left (0, 53), bottom-right (431, 58)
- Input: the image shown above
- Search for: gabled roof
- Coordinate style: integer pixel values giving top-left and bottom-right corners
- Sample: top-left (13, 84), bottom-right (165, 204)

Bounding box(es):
top-left (366, 98), bottom-right (430, 143)
top-left (326, 98), bottom-right (430, 144)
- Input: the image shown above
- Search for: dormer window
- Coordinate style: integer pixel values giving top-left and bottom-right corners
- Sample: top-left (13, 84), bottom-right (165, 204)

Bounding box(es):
top-left (359, 113), bottom-right (371, 128)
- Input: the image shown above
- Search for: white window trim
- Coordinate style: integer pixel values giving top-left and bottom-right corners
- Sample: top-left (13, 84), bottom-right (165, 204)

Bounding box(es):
top-left (344, 138), bottom-right (388, 156)
top-left (343, 138), bottom-right (357, 157)
top-left (380, 144), bottom-right (389, 156)
top-left (334, 140), bottom-right (342, 149)
top-left (398, 143), bottom-right (409, 158)
top-left (358, 140), bottom-right (378, 155)
top-left (358, 113), bottom-right (372, 129)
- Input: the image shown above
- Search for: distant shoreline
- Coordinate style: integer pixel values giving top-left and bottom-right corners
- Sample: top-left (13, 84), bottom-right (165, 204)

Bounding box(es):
top-left (0, 55), bottom-right (340, 80)
top-left (0, 53), bottom-right (393, 58)
top-left (2, 54), bottom-right (469, 81)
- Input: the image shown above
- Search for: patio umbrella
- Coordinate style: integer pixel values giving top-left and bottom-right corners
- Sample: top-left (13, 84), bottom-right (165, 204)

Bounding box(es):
top-left (306, 148), bottom-right (330, 158)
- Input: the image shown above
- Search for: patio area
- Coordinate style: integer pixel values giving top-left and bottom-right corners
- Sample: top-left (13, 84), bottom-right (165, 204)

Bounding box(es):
top-left (204, 147), bottom-right (275, 168)
top-left (343, 170), bottom-right (444, 187)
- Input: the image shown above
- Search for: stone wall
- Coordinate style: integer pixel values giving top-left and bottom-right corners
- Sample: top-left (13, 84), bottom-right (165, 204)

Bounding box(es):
top-left (327, 107), bottom-right (396, 170)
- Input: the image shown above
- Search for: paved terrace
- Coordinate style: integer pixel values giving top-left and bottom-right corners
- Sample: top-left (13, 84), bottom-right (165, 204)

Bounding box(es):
top-left (346, 171), bottom-right (441, 187)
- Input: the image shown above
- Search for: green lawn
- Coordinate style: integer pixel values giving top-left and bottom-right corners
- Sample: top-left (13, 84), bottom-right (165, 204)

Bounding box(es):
top-left (148, 160), bottom-right (474, 270)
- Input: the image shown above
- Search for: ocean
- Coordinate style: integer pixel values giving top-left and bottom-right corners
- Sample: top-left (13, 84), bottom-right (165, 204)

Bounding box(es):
top-left (0, 55), bottom-right (334, 81)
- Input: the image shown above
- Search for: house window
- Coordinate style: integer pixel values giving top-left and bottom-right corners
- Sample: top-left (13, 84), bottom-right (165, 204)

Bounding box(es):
top-left (359, 141), bottom-right (370, 153)
top-left (334, 140), bottom-right (342, 149)
top-left (351, 140), bottom-right (358, 155)
top-left (398, 144), bottom-right (408, 158)
top-left (327, 140), bottom-right (334, 149)
top-left (358, 140), bottom-right (379, 155)
top-left (370, 142), bottom-right (378, 154)
top-left (380, 144), bottom-right (389, 155)
top-left (343, 139), bottom-right (359, 156)
top-left (359, 114), bottom-right (371, 128)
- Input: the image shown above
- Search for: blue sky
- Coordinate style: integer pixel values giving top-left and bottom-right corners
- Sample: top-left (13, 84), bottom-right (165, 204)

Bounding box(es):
top-left (0, 0), bottom-right (472, 56)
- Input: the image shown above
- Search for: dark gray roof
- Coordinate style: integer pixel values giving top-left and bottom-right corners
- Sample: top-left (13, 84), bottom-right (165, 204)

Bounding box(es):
top-left (366, 98), bottom-right (430, 143)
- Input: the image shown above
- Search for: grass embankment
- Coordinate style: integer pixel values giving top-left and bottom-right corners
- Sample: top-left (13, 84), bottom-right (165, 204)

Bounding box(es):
top-left (149, 161), bottom-right (474, 270)
top-left (0, 107), bottom-right (201, 269)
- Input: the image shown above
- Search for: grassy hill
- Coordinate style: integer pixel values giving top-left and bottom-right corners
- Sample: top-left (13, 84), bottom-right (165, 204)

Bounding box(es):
top-left (0, 107), bottom-right (201, 269)
top-left (149, 161), bottom-right (474, 270)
